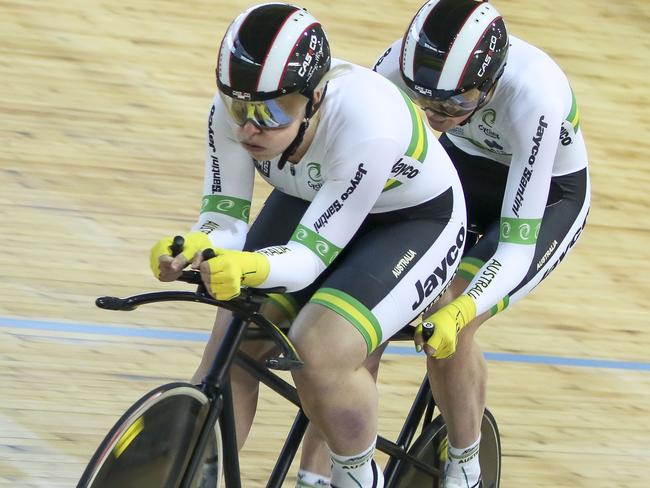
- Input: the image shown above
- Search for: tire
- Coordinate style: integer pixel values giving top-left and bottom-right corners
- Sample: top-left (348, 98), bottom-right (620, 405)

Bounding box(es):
top-left (393, 408), bottom-right (501, 488)
top-left (77, 382), bottom-right (223, 488)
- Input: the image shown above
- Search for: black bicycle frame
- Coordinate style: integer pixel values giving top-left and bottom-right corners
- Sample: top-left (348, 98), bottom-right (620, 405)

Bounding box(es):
top-left (235, 327), bottom-right (442, 486)
top-left (96, 273), bottom-right (443, 487)
top-left (180, 314), bottom-right (249, 488)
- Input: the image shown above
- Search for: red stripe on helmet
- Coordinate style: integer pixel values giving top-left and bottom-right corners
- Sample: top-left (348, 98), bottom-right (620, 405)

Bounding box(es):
top-left (277, 22), bottom-right (318, 92)
top-left (256, 6), bottom-right (299, 91)
top-left (454, 16), bottom-right (502, 90)
top-left (413, 2), bottom-right (443, 85)
top-left (226, 11), bottom-right (250, 91)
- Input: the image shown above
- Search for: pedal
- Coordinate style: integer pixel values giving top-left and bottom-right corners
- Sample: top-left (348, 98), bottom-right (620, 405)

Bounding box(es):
top-left (266, 356), bottom-right (303, 370)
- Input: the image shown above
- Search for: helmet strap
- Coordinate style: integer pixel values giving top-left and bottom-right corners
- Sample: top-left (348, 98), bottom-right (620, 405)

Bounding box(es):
top-left (277, 84), bottom-right (328, 170)
top-left (460, 65), bottom-right (506, 126)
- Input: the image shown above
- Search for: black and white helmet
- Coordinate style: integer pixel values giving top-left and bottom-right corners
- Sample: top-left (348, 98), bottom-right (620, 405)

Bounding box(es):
top-left (401, 0), bottom-right (508, 99)
top-left (217, 3), bottom-right (331, 101)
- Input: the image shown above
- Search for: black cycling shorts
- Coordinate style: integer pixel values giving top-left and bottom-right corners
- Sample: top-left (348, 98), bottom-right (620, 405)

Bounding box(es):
top-left (243, 187), bottom-right (466, 352)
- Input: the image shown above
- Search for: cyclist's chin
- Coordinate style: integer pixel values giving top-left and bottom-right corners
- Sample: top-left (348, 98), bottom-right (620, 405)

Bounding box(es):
top-left (240, 142), bottom-right (280, 160)
top-left (425, 114), bottom-right (466, 133)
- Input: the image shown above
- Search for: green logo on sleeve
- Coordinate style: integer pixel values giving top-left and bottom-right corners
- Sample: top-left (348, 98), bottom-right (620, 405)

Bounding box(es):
top-left (201, 195), bottom-right (251, 223)
top-left (500, 217), bottom-right (542, 244)
top-left (291, 224), bottom-right (341, 265)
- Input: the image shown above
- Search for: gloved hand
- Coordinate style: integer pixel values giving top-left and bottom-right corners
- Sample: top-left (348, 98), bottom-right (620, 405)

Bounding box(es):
top-left (199, 249), bottom-right (270, 300)
top-left (149, 231), bottom-right (212, 281)
top-left (414, 295), bottom-right (477, 359)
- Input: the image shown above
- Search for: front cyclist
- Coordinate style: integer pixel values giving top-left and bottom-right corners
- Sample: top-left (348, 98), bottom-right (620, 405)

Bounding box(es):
top-left (373, 1), bottom-right (590, 487)
top-left (150, 3), bottom-right (466, 487)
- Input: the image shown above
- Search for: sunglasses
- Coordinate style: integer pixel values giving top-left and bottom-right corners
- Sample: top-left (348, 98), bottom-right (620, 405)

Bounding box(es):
top-left (220, 91), bottom-right (306, 130)
top-left (408, 86), bottom-right (483, 118)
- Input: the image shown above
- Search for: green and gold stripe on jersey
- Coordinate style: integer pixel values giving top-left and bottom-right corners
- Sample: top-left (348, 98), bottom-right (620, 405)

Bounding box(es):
top-left (401, 91), bottom-right (428, 162)
top-left (567, 88), bottom-right (580, 132)
top-left (266, 293), bottom-right (300, 325)
top-left (457, 256), bottom-right (484, 282)
top-left (383, 91), bottom-right (428, 192)
top-left (490, 295), bottom-right (510, 316)
top-left (457, 256), bottom-right (510, 317)
top-left (382, 178), bottom-right (403, 192)
top-left (310, 288), bottom-right (382, 353)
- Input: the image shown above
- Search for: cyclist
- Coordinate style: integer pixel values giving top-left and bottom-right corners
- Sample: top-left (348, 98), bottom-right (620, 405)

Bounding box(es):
top-left (371, 0), bottom-right (591, 486)
top-left (150, 3), bottom-right (466, 487)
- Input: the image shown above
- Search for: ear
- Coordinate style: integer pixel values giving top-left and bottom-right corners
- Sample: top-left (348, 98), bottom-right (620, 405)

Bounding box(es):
top-left (312, 89), bottom-right (323, 105)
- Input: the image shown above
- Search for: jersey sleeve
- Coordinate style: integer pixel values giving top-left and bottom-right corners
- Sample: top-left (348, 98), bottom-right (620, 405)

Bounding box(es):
top-left (461, 93), bottom-right (564, 315)
top-left (256, 137), bottom-right (401, 292)
top-left (190, 94), bottom-right (254, 250)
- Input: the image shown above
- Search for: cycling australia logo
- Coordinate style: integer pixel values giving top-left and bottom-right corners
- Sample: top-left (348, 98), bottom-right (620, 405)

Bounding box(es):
top-left (482, 109), bottom-right (496, 128)
top-left (306, 162), bottom-right (323, 190)
top-left (479, 108), bottom-right (504, 152)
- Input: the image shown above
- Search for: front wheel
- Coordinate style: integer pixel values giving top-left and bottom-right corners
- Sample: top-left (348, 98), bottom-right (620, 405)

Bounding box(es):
top-left (393, 408), bottom-right (501, 488)
top-left (77, 382), bottom-right (223, 488)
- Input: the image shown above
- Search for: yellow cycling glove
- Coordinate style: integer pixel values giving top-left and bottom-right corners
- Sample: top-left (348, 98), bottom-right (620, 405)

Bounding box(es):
top-left (204, 249), bottom-right (270, 300)
top-left (415, 295), bottom-right (477, 359)
top-left (150, 236), bottom-right (174, 278)
top-left (149, 231), bottom-right (212, 278)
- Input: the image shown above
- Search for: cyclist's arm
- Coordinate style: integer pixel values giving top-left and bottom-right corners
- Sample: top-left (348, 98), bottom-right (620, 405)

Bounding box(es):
top-left (459, 97), bottom-right (564, 316)
top-left (191, 94), bottom-right (255, 250)
top-left (255, 138), bottom-right (400, 292)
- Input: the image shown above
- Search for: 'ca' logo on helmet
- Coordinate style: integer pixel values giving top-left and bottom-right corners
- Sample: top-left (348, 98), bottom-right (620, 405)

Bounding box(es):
top-left (298, 35), bottom-right (319, 78)
top-left (477, 35), bottom-right (498, 78)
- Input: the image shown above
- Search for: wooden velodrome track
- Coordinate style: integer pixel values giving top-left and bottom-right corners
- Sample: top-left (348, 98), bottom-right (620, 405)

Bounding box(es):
top-left (1, 0), bottom-right (649, 486)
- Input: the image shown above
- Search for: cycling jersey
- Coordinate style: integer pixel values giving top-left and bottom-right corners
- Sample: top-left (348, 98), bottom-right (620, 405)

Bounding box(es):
top-left (374, 36), bottom-right (590, 316)
top-left (193, 60), bottom-right (463, 294)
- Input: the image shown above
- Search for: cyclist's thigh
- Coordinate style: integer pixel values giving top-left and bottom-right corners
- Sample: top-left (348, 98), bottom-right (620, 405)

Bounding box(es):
top-left (243, 189), bottom-right (314, 323)
top-left (459, 168), bottom-right (590, 313)
top-left (308, 188), bottom-right (466, 355)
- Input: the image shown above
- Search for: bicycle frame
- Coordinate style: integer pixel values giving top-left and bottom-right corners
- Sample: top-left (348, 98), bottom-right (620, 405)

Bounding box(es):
top-left (96, 271), bottom-right (443, 487)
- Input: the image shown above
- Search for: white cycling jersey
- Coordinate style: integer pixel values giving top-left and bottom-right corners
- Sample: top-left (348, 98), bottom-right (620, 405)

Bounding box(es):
top-left (194, 59), bottom-right (463, 293)
top-left (374, 36), bottom-right (590, 316)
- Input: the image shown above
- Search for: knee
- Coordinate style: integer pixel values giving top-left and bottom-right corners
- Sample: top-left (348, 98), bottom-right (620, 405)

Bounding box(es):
top-left (290, 329), bottom-right (367, 399)
top-left (289, 307), bottom-right (366, 373)
top-left (289, 326), bottom-right (330, 373)
top-left (363, 347), bottom-right (384, 379)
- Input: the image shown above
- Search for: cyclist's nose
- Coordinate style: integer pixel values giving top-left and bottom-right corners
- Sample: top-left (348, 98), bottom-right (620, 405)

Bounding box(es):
top-left (241, 120), bottom-right (262, 136)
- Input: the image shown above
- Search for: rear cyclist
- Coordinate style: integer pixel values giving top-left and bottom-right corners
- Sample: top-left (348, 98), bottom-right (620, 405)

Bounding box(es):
top-left (372, 1), bottom-right (591, 486)
top-left (150, 3), bottom-right (466, 487)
